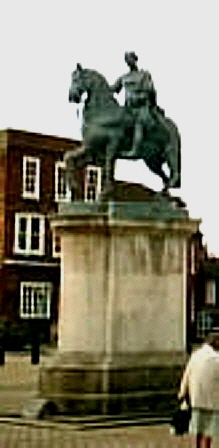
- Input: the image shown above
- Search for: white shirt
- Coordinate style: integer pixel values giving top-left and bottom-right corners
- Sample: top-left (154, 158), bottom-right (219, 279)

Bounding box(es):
top-left (179, 344), bottom-right (219, 409)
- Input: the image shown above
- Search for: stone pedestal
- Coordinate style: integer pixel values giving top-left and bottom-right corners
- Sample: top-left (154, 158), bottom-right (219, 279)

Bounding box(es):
top-left (39, 197), bottom-right (200, 416)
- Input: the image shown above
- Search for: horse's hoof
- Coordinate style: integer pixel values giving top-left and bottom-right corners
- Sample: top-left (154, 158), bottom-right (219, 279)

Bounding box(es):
top-left (161, 188), bottom-right (170, 197)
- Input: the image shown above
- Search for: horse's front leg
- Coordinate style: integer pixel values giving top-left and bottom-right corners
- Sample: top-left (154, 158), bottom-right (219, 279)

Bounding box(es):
top-left (165, 144), bottom-right (181, 189)
top-left (143, 155), bottom-right (169, 193)
top-left (102, 143), bottom-right (116, 196)
top-left (103, 156), bottom-right (114, 194)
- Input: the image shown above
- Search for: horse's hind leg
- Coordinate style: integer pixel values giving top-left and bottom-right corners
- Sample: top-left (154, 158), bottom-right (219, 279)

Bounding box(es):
top-left (143, 157), bottom-right (169, 191)
top-left (101, 140), bottom-right (117, 194)
top-left (165, 142), bottom-right (181, 189)
top-left (102, 156), bottom-right (115, 195)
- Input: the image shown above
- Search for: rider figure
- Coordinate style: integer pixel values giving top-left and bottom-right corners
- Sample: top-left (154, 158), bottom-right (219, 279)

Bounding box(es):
top-left (111, 52), bottom-right (158, 156)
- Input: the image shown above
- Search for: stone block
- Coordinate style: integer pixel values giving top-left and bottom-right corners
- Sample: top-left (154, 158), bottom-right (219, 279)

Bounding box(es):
top-left (21, 399), bottom-right (58, 419)
top-left (42, 199), bottom-right (200, 416)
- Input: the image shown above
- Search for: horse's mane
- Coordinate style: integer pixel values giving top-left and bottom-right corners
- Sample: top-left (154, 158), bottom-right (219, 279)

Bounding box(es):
top-left (82, 68), bottom-right (110, 90)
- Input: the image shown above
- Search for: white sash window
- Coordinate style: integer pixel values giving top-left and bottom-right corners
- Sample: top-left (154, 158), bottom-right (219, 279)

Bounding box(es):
top-left (14, 213), bottom-right (45, 255)
top-left (22, 156), bottom-right (40, 200)
top-left (20, 282), bottom-right (52, 319)
top-left (206, 279), bottom-right (216, 306)
top-left (52, 231), bottom-right (61, 258)
top-left (84, 166), bottom-right (102, 202)
top-left (197, 310), bottom-right (213, 338)
top-left (55, 161), bottom-right (71, 202)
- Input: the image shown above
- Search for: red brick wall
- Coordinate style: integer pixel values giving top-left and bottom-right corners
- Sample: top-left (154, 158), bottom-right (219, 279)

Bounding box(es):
top-left (0, 129), bottom-right (80, 325)
top-left (5, 129), bottom-right (80, 259)
top-left (0, 131), bottom-right (7, 262)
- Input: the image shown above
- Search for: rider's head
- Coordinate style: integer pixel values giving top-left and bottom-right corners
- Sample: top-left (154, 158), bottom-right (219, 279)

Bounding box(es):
top-left (125, 52), bottom-right (138, 69)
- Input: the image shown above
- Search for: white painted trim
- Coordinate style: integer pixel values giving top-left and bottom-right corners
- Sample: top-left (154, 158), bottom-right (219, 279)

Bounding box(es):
top-left (22, 156), bottom-right (40, 200)
top-left (52, 231), bottom-right (61, 258)
top-left (4, 258), bottom-right (59, 267)
top-left (84, 165), bottom-right (102, 202)
top-left (206, 279), bottom-right (216, 305)
top-left (55, 161), bottom-right (71, 202)
top-left (14, 213), bottom-right (45, 256)
top-left (20, 281), bottom-right (52, 319)
top-left (191, 241), bottom-right (196, 275)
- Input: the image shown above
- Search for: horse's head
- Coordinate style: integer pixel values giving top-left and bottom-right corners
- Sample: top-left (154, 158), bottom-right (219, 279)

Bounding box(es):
top-left (69, 63), bottom-right (86, 103)
top-left (69, 64), bottom-right (115, 107)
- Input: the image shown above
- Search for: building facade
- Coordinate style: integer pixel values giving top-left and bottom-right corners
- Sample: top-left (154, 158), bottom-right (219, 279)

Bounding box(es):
top-left (195, 256), bottom-right (219, 340)
top-left (0, 128), bottom-right (81, 347)
top-left (186, 231), bottom-right (219, 343)
top-left (186, 230), bottom-right (207, 347)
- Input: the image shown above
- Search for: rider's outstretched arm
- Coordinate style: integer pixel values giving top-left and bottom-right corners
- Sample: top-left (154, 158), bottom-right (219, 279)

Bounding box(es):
top-left (110, 76), bottom-right (123, 94)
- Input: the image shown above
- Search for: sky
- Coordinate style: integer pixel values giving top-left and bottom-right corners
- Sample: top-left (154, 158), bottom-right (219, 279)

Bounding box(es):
top-left (1, 0), bottom-right (219, 254)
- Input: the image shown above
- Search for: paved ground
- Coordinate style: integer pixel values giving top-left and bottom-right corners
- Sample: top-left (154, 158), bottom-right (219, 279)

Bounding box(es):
top-left (0, 353), bottom-right (40, 415)
top-left (0, 354), bottom-right (197, 447)
top-left (0, 419), bottom-right (193, 447)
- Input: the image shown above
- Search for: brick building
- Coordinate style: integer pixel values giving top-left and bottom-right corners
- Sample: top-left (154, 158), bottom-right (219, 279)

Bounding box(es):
top-left (186, 230), bottom-right (207, 346)
top-left (0, 128), bottom-right (80, 347)
top-left (186, 232), bottom-right (219, 343)
top-left (194, 256), bottom-right (219, 340)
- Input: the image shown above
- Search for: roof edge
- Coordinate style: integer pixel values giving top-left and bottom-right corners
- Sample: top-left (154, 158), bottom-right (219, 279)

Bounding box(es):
top-left (0, 127), bottom-right (82, 145)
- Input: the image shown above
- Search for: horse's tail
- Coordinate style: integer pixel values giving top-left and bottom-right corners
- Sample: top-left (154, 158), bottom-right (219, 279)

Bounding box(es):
top-left (161, 117), bottom-right (181, 188)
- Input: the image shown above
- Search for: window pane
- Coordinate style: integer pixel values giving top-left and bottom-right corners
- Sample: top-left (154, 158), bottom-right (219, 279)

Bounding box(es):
top-left (53, 234), bottom-right (61, 256)
top-left (40, 286), bottom-right (48, 317)
top-left (84, 166), bottom-right (101, 202)
top-left (22, 286), bottom-right (27, 314)
top-left (58, 167), bottom-right (66, 196)
top-left (197, 310), bottom-right (213, 338)
top-left (15, 214), bottom-right (44, 255)
top-left (31, 218), bottom-right (40, 250)
top-left (20, 217), bottom-right (27, 232)
top-left (18, 217), bottom-right (27, 250)
top-left (206, 280), bottom-right (216, 305)
top-left (27, 287), bottom-right (32, 315)
top-left (20, 282), bottom-right (51, 318)
top-left (87, 186), bottom-right (96, 200)
top-left (88, 169), bottom-right (97, 184)
top-left (23, 157), bottom-right (40, 200)
top-left (33, 290), bottom-right (38, 314)
top-left (55, 162), bottom-right (70, 202)
top-left (31, 218), bottom-right (39, 232)
top-left (25, 161), bottom-right (37, 193)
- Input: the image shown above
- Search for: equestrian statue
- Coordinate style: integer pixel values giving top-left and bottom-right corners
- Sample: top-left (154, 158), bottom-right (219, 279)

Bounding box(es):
top-left (66, 52), bottom-right (181, 195)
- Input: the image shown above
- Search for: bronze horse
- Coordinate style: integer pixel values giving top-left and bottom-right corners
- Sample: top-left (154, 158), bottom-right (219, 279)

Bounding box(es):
top-left (66, 64), bottom-right (181, 193)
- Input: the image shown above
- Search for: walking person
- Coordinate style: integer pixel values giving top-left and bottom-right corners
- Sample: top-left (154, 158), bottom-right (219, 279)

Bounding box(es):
top-left (178, 333), bottom-right (219, 447)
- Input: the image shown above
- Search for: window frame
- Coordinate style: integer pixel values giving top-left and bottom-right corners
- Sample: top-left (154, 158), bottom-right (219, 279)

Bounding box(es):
top-left (196, 310), bottom-right (213, 339)
top-left (14, 213), bottom-right (45, 256)
top-left (84, 165), bottom-right (102, 202)
top-left (22, 156), bottom-right (40, 200)
top-left (190, 242), bottom-right (196, 275)
top-left (205, 279), bottom-right (216, 306)
top-left (52, 231), bottom-right (61, 258)
top-left (20, 281), bottom-right (52, 319)
top-left (55, 160), bottom-right (71, 202)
